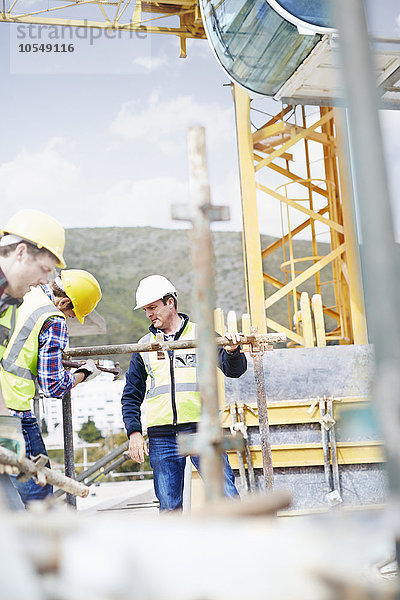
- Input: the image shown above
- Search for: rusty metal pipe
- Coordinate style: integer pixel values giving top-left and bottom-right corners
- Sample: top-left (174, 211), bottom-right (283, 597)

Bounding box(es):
top-left (252, 344), bottom-right (273, 491)
top-left (62, 359), bottom-right (121, 380)
top-left (62, 390), bottom-right (76, 507)
top-left (237, 403), bottom-right (257, 493)
top-left (54, 441), bottom-right (129, 498)
top-left (65, 333), bottom-right (286, 359)
top-left (84, 453), bottom-right (130, 487)
top-left (0, 447), bottom-right (89, 498)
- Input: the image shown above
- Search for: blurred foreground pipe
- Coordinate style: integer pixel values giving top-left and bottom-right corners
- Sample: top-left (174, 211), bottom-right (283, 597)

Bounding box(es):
top-left (334, 0), bottom-right (400, 570)
top-left (187, 126), bottom-right (224, 502)
top-left (0, 447), bottom-right (88, 498)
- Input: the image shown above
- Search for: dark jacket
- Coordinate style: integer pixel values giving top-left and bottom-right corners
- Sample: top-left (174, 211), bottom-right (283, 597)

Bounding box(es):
top-left (121, 313), bottom-right (247, 437)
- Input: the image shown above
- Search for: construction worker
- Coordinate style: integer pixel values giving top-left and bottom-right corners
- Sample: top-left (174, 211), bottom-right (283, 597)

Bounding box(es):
top-left (121, 275), bottom-right (247, 511)
top-left (0, 209), bottom-right (66, 506)
top-left (0, 268), bottom-right (102, 506)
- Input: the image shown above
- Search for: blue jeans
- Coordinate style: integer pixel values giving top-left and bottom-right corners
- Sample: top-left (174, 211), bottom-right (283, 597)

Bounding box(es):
top-left (12, 415), bottom-right (53, 506)
top-left (148, 433), bottom-right (239, 511)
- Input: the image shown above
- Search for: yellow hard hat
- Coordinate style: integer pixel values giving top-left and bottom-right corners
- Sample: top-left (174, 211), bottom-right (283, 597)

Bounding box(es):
top-left (1, 209), bottom-right (66, 268)
top-left (60, 269), bottom-right (102, 324)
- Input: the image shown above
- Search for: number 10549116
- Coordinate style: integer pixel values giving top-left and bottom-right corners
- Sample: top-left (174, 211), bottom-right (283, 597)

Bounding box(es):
top-left (18, 43), bottom-right (74, 52)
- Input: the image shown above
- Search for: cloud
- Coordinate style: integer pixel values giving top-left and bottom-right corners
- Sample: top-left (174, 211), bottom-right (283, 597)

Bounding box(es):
top-left (81, 172), bottom-right (246, 232)
top-left (109, 92), bottom-right (235, 156)
top-left (0, 139), bottom-right (81, 226)
top-left (186, 38), bottom-right (213, 60)
top-left (86, 176), bottom-right (191, 228)
top-left (132, 55), bottom-right (168, 71)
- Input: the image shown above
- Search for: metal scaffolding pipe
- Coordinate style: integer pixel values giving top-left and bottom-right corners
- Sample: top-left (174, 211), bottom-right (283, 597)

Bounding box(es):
top-left (0, 447), bottom-right (89, 498)
top-left (84, 453), bottom-right (130, 487)
top-left (54, 441), bottom-right (129, 498)
top-left (62, 391), bottom-right (76, 508)
top-left (76, 441), bottom-right (129, 482)
top-left (65, 333), bottom-right (286, 359)
top-left (334, 0), bottom-right (400, 562)
top-left (253, 351), bottom-right (274, 491)
top-left (187, 125), bottom-right (225, 502)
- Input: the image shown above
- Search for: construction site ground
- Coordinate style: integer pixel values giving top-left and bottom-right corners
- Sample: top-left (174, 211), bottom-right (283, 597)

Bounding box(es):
top-left (76, 480), bottom-right (158, 513)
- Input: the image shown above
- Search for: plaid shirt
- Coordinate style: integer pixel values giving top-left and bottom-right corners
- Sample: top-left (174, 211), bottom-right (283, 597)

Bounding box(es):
top-left (0, 267), bottom-right (23, 316)
top-left (37, 286), bottom-right (75, 398)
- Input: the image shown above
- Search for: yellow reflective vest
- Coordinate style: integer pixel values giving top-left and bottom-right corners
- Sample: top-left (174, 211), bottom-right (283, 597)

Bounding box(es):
top-left (0, 286), bottom-right (64, 411)
top-left (0, 304), bottom-right (16, 362)
top-left (140, 321), bottom-right (201, 428)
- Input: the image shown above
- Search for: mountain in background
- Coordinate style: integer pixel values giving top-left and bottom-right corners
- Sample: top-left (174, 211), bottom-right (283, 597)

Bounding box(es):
top-left (63, 226), bottom-right (356, 369)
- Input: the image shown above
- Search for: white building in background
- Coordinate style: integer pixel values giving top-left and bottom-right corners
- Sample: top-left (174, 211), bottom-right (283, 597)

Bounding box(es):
top-left (44, 363), bottom-right (126, 436)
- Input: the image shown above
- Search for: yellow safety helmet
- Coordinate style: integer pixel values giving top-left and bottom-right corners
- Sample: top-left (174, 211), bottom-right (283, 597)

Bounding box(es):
top-left (60, 269), bottom-right (102, 324)
top-left (1, 209), bottom-right (66, 269)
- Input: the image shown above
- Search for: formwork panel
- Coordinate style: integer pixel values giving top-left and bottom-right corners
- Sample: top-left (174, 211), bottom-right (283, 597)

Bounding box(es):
top-left (223, 344), bottom-right (385, 509)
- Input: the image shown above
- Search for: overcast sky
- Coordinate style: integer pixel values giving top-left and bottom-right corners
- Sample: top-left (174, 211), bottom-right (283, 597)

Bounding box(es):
top-left (0, 1), bottom-right (399, 240)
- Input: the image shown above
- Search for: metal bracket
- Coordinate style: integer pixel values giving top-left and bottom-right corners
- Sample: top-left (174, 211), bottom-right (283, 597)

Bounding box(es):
top-left (320, 412), bottom-right (336, 431)
top-left (178, 431), bottom-right (244, 457)
top-left (31, 454), bottom-right (49, 487)
top-left (155, 333), bottom-right (166, 360)
top-left (230, 421), bottom-right (248, 440)
top-left (248, 326), bottom-right (274, 357)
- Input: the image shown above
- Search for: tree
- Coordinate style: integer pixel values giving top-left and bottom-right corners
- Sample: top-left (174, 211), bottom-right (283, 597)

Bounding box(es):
top-left (78, 419), bottom-right (103, 443)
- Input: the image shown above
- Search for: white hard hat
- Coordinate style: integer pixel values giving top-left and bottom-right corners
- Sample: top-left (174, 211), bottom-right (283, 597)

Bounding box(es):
top-left (134, 275), bottom-right (177, 310)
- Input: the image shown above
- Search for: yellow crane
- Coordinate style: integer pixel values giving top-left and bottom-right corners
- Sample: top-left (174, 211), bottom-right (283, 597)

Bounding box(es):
top-left (1, 0), bottom-right (399, 346)
top-left (2, 0), bottom-right (400, 510)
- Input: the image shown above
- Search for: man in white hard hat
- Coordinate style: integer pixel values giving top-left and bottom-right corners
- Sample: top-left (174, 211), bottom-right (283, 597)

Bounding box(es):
top-left (1, 268), bottom-right (102, 506)
top-left (121, 275), bottom-right (247, 511)
top-left (0, 209), bottom-right (66, 505)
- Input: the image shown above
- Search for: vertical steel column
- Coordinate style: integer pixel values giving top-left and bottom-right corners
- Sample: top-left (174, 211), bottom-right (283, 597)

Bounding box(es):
top-left (233, 84), bottom-right (267, 334)
top-left (188, 126), bottom-right (224, 502)
top-left (333, 108), bottom-right (369, 344)
top-left (334, 0), bottom-right (400, 561)
top-left (62, 391), bottom-right (76, 508)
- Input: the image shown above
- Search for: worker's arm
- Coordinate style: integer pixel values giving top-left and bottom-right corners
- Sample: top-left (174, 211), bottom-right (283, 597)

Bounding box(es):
top-left (121, 353), bottom-right (149, 463)
top-left (128, 431), bottom-right (148, 464)
top-left (121, 353), bottom-right (147, 436)
top-left (217, 331), bottom-right (247, 378)
top-left (37, 317), bottom-right (77, 397)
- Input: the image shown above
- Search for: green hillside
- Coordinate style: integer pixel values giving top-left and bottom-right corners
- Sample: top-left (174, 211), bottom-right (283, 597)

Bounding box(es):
top-left (64, 226), bottom-right (333, 368)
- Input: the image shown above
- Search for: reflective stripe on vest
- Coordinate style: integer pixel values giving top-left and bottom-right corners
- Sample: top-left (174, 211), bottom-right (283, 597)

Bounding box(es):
top-left (0, 305), bottom-right (16, 361)
top-left (0, 287), bottom-right (64, 411)
top-left (139, 321), bottom-right (201, 428)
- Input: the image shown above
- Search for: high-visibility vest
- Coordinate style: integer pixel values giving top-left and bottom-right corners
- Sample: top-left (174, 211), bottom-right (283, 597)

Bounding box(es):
top-left (140, 321), bottom-right (201, 428)
top-left (0, 304), bottom-right (16, 362)
top-left (0, 286), bottom-right (64, 411)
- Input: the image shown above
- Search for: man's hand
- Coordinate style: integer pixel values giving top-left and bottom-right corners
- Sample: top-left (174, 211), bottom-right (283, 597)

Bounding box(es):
top-left (0, 416), bottom-right (26, 475)
top-left (128, 431), bottom-right (148, 464)
top-left (223, 332), bottom-right (242, 353)
top-left (74, 359), bottom-right (101, 383)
